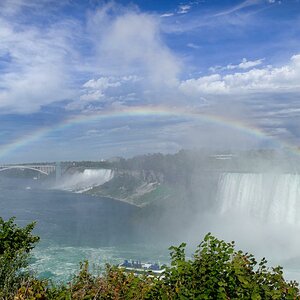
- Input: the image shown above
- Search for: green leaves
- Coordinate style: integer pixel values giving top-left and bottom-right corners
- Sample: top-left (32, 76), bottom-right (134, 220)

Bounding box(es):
top-left (0, 217), bottom-right (40, 298)
top-left (149, 234), bottom-right (300, 299)
top-left (0, 217), bottom-right (39, 256)
top-left (1, 219), bottom-right (299, 300)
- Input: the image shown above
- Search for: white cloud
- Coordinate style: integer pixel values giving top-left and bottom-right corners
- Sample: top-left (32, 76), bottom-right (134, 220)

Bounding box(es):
top-left (77, 75), bottom-right (143, 108)
top-left (83, 77), bottom-right (121, 90)
top-left (121, 75), bottom-right (141, 82)
top-left (181, 54), bottom-right (300, 95)
top-left (80, 90), bottom-right (105, 102)
top-left (0, 0), bottom-right (52, 15)
top-left (214, 0), bottom-right (262, 17)
top-left (0, 17), bottom-right (75, 113)
top-left (178, 5), bottom-right (191, 14)
top-left (187, 43), bottom-right (201, 49)
top-left (89, 7), bottom-right (180, 87)
top-left (210, 58), bottom-right (264, 72)
top-left (161, 2), bottom-right (194, 18)
top-left (80, 77), bottom-right (122, 102)
top-left (263, 108), bottom-right (300, 117)
top-left (160, 13), bottom-right (174, 17)
top-left (214, 0), bottom-right (281, 18)
top-left (230, 58), bottom-right (264, 70)
top-left (0, 2), bottom-right (181, 113)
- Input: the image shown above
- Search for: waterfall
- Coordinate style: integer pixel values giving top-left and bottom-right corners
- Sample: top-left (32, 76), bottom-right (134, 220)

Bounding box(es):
top-left (217, 173), bottom-right (300, 225)
top-left (55, 169), bottom-right (114, 192)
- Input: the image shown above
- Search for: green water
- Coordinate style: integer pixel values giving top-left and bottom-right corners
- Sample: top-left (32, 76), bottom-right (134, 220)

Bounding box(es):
top-left (0, 177), bottom-right (168, 282)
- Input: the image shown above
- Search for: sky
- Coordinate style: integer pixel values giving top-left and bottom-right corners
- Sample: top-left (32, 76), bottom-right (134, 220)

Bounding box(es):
top-left (0, 0), bottom-right (300, 163)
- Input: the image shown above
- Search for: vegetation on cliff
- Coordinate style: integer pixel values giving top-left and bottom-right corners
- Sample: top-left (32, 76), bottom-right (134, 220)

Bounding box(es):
top-left (1, 217), bottom-right (299, 299)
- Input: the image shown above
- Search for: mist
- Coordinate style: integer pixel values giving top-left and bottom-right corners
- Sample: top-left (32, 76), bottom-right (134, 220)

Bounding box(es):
top-left (153, 150), bottom-right (300, 281)
top-left (2, 147), bottom-right (300, 281)
top-left (54, 169), bottom-right (114, 193)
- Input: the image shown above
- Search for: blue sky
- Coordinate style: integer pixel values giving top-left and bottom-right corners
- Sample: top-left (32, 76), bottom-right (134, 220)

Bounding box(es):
top-left (0, 0), bottom-right (300, 162)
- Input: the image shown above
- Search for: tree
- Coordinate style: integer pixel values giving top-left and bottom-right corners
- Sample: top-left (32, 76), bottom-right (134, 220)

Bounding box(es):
top-left (0, 217), bottom-right (39, 298)
top-left (2, 218), bottom-right (299, 299)
top-left (148, 233), bottom-right (300, 299)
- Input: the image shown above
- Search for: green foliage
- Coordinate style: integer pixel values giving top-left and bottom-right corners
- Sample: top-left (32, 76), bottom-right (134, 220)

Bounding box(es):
top-left (20, 233), bottom-right (299, 300)
top-left (90, 173), bottom-right (144, 200)
top-left (1, 217), bottom-right (299, 299)
top-left (66, 262), bottom-right (153, 299)
top-left (0, 217), bottom-right (39, 299)
top-left (148, 233), bottom-right (300, 299)
top-left (14, 278), bottom-right (49, 300)
top-left (14, 262), bottom-right (154, 300)
top-left (0, 217), bottom-right (39, 256)
top-left (132, 185), bottom-right (172, 206)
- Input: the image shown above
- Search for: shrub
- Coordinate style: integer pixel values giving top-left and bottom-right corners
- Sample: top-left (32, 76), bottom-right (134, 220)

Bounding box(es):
top-left (0, 217), bottom-right (39, 298)
top-left (1, 217), bottom-right (299, 299)
top-left (148, 233), bottom-right (300, 299)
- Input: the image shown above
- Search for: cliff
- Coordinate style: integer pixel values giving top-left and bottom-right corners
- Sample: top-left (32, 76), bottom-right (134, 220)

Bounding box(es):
top-left (85, 169), bottom-right (170, 206)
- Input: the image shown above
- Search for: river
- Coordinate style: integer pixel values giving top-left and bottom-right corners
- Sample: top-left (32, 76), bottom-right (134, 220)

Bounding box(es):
top-left (2, 173), bottom-right (300, 283)
top-left (0, 176), bottom-right (168, 281)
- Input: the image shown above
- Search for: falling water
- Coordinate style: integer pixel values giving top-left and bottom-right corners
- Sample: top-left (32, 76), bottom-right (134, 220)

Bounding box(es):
top-left (217, 173), bottom-right (300, 225)
top-left (55, 169), bottom-right (114, 192)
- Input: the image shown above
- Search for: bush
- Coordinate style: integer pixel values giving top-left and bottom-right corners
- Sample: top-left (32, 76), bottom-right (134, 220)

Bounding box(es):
top-left (148, 233), bottom-right (300, 299)
top-left (0, 217), bottom-right (39, 298)
top-left (33, 234), bottom-right (300, 299)
top-left (1, 217), bottom-right (299, 299)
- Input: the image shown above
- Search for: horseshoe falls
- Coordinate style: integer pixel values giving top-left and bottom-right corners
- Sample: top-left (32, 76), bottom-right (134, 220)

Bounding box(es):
top-left (217, 173), bottom-right (300, 225)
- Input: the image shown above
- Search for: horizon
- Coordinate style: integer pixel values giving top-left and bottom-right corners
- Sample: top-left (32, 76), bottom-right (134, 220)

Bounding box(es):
top-left (0, 0), bottom-right (300, 163)
top-left (1, 147), bottom-right (299, 166)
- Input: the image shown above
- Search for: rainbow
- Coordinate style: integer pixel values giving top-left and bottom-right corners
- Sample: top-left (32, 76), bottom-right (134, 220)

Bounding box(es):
top-left (0, 105), bottom-right (296, 161)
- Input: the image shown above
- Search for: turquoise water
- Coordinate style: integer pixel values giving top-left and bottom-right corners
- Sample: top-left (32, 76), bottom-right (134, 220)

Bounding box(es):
top-left (0, 177), bottom-right (169, 282)
top-left (2, 175), bottom-right (300, 283)
top-left (31, 243), bottom-right (169, 282)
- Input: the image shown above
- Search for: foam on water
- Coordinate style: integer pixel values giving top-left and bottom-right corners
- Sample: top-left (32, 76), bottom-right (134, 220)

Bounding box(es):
top-left (31, 242), bottom-right (169, 282)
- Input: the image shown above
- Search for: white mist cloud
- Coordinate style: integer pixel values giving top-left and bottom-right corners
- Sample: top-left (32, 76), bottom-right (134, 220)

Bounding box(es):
top-left (89, 6), bottom-right (180, 87)
top-left (55, 169), bottom-right (114, 192)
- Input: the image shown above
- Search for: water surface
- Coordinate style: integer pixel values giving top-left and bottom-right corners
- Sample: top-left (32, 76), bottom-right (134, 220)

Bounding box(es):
top-left (0, 177), bottom-right (168, 281)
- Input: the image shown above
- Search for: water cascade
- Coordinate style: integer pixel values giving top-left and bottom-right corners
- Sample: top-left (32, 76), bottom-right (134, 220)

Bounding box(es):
top-left (217, 173), bottom-right (300, 225)
top-left (55, 169), bottom-right (114, 193)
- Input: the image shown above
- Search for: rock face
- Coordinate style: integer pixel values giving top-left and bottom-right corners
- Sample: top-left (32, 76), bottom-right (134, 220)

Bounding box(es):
top-left (85, 169), bottom-right (168, 206)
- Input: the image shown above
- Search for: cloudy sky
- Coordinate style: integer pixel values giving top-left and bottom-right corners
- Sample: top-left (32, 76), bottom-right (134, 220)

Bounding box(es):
top-left (0, 0), bottom-right (299, 162)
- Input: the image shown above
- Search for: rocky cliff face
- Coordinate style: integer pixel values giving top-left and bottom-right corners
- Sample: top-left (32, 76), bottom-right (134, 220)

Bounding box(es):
top-left (85, 169), bottom-right (168, 206)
